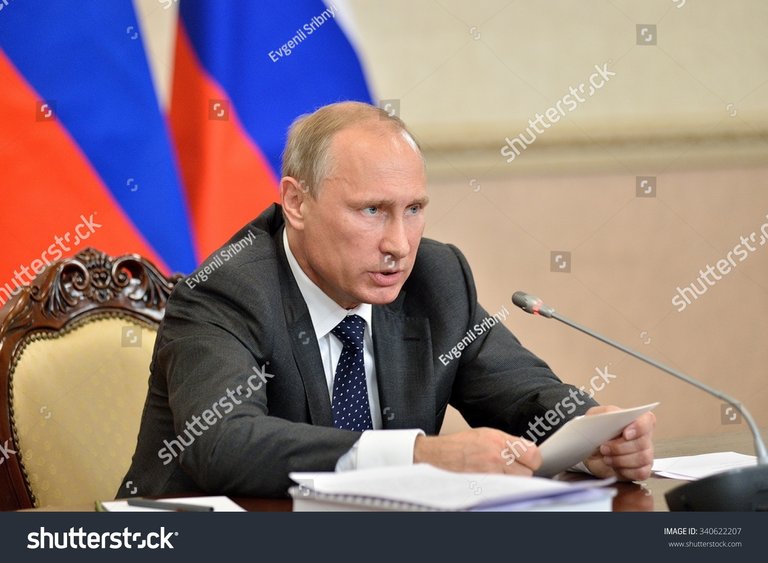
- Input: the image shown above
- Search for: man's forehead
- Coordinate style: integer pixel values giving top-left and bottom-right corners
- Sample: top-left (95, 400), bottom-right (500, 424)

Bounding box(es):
top-left (330, 121), bottom-right (417, 152)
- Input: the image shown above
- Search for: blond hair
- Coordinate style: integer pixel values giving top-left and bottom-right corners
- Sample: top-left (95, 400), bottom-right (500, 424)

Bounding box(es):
top-left (281, 101), bottom-right (422, 197)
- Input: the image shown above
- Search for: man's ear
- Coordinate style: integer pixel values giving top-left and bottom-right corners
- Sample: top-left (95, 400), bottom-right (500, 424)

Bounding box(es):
top-left (280, 176), bottom-right (310, 230)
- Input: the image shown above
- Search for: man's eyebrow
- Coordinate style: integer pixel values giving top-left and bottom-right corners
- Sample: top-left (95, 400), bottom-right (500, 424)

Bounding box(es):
top-left (355, 196), bottom-right (430, 207)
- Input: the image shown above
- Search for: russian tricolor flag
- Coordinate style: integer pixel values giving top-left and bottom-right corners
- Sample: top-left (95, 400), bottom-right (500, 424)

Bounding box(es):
top-left (0, 0), bottom-right (371, 305)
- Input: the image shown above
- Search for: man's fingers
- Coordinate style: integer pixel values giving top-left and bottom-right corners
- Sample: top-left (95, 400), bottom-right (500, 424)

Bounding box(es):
top-left (599, 411), bottom-right (655, 460)
top-left (613, 463), bottom-right (653, 482)
top-left (622, 411), bottom-right (656, 441)
top-left (599, 439), bottom-right (654, 481)
top-left (600, 433), bottom-right (653, 456)
top-left (503, 462), bottom-right (534, 477)
top-left (507, 438), bottom-right (542, 472)
top-left (586, 409), bottom-right (656, 481)
top-left (585, 450), bottom-right (653, 481)
top-left (501, 438), bottom-right (537, 476)
top-left (602, 448), bottom-right (654, 471)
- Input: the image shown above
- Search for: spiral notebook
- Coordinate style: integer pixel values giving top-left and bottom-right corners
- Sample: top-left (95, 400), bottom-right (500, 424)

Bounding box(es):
top-left (289, 464), bottom-right (616, 512)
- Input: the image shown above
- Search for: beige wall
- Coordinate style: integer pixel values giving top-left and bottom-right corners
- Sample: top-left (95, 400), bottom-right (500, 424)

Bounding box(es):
top-left (430, 168), bottom-right (768, 441)
top-left (136, 0), bottom-right (768, 441)
top-left (338, 0), bottom-right (768, 174)
top-left (338, 0), bottom-right (768, 441)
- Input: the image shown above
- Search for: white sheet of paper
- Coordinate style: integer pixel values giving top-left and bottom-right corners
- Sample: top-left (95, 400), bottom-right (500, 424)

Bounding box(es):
top-left (99, 496), bottom-right (245, 512)
top-left (535, 402), bottom-right (659, 477)
top-left (652, 451), bottom-right (757, 481)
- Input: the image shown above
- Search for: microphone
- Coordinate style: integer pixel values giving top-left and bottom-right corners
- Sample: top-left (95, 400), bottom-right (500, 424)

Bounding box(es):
top-left (511, 291), bottom-right (555, 318)
top-left (511, 290), bottom-right (768, 511)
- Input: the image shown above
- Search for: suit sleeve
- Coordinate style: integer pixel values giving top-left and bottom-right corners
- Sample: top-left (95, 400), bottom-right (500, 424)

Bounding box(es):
top-left (442, 245), bottom-right (598, 440)
top-left (152, 260), bottom-right (360, 497)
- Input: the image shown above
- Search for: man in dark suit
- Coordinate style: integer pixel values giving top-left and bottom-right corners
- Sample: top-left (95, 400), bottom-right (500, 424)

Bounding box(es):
top-left (119, 102), bottom-right (654, 498)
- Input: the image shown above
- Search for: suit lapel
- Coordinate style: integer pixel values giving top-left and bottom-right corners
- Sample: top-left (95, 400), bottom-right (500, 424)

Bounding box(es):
top-left (275, 225), bottom-right (334, 427)
top-left (373, 301), bottom-right (436, 434)
top-left (270, 208), bottom-right (435, 432)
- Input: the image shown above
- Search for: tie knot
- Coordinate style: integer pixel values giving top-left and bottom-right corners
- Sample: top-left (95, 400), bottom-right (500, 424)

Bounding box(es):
top-left (331, 314), bottom-right (366, 349)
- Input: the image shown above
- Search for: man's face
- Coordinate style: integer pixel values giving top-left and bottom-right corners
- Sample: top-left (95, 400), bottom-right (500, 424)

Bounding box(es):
top-left (292, 124), bottom-right (428, 309)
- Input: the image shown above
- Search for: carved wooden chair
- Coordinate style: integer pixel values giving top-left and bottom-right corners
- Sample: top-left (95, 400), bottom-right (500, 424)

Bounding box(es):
top-left (0, 248), bottom-right (180, 510)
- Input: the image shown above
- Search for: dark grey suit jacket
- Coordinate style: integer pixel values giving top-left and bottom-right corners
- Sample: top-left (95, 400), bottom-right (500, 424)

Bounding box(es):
top-left (119, 204), bottom-right (596, 498)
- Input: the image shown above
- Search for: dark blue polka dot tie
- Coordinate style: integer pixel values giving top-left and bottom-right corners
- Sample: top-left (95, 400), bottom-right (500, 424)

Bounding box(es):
top-left (331, 314), bottom-right (373, 431)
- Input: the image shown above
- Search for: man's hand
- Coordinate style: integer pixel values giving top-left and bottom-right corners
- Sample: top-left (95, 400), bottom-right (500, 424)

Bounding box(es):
top-left (583, 405), bottom-right (656, 481)
top-left (413, 428), bottom-right (541, 476)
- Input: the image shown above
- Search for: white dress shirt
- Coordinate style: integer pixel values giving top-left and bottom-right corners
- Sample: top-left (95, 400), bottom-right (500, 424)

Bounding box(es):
top-left (282, 229), bottom-right (423, 470)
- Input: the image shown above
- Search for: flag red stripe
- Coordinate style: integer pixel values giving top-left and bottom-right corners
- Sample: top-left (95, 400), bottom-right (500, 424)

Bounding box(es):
top-left (0, 52), bottom-right (167, 305)
top-left (169, 24), bottom-right (279, 261)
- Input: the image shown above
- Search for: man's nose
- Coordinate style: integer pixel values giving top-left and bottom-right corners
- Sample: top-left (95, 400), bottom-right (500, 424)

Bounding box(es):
top-left (380, 217), bottom-right (410, 261)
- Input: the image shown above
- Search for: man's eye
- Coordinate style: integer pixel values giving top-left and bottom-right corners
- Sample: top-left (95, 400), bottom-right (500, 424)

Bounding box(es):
top-left (406, 205), bottom-right (421, 215)
top-left (363, 206), bottom-right (378, 215)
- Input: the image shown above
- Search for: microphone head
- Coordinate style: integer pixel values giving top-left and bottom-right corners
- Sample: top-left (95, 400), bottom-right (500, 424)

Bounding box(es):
top-left (511, 291), bottom-right (555, 318)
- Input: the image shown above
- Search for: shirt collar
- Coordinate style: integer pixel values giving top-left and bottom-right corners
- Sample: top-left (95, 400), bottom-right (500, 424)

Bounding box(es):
top-left (282, 227), bottom-right (372, 340)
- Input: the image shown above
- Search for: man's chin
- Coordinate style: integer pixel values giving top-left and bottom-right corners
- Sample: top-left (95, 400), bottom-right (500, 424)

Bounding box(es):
top-left (357, 284), bottom-right (403, 306)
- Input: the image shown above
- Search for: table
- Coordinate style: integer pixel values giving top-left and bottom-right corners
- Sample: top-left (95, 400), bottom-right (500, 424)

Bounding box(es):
top-left (208, 428), bottom-right (765, 512)
top-left (17, 478), bottom-right (685, 512)
top-left (634, 427), bottom-right (762, 511)
top-left (22, 428), bottom-right (761, 512)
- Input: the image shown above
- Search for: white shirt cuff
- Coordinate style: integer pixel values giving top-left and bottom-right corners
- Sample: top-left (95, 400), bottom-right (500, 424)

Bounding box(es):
top-left (335, 429), bottom-right (425, 471)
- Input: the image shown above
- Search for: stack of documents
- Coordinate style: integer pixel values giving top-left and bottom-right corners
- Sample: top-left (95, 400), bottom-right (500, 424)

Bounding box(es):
top-left (290, 464), bottom-right (616, 512)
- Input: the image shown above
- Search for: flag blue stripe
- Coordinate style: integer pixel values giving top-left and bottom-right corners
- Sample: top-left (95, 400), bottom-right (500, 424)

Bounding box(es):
top-left (179, 0), bottom-right (373, 176)
top-left (0, 0), bottom-right (197, 273)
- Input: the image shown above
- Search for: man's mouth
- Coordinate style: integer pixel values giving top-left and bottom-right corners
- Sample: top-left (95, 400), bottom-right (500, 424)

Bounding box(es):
top-left (369, 270), bottom-right (404, 287)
